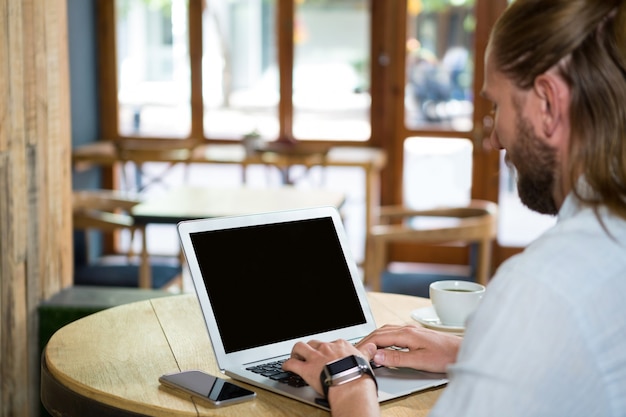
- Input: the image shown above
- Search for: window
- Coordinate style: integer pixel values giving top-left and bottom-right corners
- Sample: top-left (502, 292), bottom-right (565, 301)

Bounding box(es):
top-left (112, 0), bottom-right (371, 143)
top-left (117, 0), bottom-right (191, 137)
top-left (202, 0), bottom-right (279, 139)
top-left (293, 0), bottom-right (370, 140)
top-left (405, 0), bottom-right (474, 131)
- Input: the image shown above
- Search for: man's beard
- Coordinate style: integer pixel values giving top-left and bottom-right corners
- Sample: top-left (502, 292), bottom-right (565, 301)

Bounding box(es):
top-left (505, 116), bottom-right (559, 215)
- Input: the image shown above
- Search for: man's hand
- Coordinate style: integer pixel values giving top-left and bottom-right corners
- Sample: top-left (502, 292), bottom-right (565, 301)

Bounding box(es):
top-left (357, 324), bottom-right (461, 373)
top-left (283, 339), bottom-right (376, 395)
top-left (283, 339), bottom-right (380, 417)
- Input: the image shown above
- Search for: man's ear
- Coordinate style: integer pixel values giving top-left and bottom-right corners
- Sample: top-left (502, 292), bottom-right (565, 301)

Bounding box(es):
top-left (533, 72), bottom-right (565, 139)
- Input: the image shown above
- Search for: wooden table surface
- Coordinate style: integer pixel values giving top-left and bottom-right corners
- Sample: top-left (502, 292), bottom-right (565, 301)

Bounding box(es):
top-left (42, 292), bottom-right (444, 417)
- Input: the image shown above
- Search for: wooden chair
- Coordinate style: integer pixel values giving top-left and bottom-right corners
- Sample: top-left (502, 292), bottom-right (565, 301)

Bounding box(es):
top-left (113, 138), bottom-right (199, 191)
top-left (72, 190), bottom-right (182, 290)
top-left (364, 200), bottom-right (498, 294)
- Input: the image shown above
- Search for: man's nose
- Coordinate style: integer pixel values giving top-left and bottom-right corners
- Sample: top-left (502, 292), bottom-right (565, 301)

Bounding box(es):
top-left (489, 128), bottom-right (503, 150)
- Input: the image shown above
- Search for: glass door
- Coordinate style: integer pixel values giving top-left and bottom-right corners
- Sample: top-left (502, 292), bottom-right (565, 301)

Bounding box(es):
top-left (390, 0), bottom-right (555, 270)
top-left (404, 0), bottom-right (474, 132)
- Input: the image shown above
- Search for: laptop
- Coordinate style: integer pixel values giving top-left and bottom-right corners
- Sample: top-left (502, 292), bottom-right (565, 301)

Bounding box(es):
top-left (177, 206), bottom-right (447, 410)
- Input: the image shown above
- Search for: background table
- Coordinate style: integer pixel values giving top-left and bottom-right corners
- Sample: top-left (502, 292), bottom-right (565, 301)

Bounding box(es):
top-left (129, 185), bottom-right (346, 288)
top-left (131, 185), bottom-right (346, 225)
top-left (42, 292), bottom-right (444, 417)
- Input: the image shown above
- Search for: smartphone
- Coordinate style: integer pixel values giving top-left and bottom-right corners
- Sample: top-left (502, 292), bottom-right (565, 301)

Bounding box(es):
top-left (159, 370), bottom-right (256, 406)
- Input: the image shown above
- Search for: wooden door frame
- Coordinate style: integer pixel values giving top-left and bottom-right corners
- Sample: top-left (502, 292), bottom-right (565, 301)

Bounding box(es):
top-left (378, 0), bottom-right (519, 271)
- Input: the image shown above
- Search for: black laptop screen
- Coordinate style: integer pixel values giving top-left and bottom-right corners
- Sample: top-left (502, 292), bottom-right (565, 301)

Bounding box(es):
top-left (190, 216), bottom-right (366, 353)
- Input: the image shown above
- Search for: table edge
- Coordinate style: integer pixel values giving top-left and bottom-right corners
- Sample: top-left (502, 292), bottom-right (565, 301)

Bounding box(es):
top-left (41, 350), bottom-right (150, 417)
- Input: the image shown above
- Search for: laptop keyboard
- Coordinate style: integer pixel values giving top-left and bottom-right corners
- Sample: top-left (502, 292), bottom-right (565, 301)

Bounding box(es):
top-left (247, 357), bottom-right (384, 389)
top-left (247, 359), bottom-right (308, 387)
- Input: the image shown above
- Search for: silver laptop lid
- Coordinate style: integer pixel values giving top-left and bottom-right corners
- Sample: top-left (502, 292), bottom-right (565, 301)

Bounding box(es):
top-left (177, 206), bottom-right (377, 372)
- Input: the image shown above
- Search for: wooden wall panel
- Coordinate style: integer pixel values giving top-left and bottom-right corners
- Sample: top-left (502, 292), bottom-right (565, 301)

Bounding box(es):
top-left (0, 0), bottom-right (72, 416)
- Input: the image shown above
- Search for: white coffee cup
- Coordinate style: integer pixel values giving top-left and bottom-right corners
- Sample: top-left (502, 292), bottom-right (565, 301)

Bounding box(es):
top-left (429, 280), bottom-right (485, 327)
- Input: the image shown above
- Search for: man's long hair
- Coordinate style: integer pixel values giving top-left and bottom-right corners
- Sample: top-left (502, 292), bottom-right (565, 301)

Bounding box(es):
top-left (490, 0), bottom-right (626, 220)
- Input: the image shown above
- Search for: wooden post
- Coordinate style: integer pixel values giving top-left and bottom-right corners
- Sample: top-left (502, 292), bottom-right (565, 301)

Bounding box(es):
top-left (0, 0), bottom-right (72, 416)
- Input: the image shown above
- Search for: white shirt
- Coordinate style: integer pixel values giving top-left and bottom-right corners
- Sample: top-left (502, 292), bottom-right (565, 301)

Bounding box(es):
top-left (430, 193), bottom-right (626, 417)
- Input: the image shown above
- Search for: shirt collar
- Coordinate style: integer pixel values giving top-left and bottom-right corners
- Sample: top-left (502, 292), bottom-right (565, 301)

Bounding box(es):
top-left (557, 192), bottom-right (581, 221)
top-left (557, 176), bottom-right (594, 221)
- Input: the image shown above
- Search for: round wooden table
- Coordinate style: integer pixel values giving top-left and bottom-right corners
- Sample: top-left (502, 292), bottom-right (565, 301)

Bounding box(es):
top-left (41, 292), bottom-right (444, 417)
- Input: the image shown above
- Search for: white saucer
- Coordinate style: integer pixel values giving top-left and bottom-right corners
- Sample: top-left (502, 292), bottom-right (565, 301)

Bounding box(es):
top-left (410, 306), bottom-right (465, 333)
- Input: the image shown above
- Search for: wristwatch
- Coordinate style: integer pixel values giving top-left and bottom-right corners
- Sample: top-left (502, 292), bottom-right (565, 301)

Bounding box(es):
top-left (320, 355), bottom-right (378, 400)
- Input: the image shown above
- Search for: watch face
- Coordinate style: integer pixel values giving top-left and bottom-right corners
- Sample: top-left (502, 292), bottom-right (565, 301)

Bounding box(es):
top-left (326, 355), bottom-right (359, 374)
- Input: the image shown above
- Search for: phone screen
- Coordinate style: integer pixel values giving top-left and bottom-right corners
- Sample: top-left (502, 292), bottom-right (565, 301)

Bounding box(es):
top-left (159, 370), bottom-right (256, 406)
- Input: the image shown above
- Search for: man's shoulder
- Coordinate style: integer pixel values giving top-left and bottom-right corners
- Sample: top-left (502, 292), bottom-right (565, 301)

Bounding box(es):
top-left (486, 214), bottom-right (624, 310)
top-left (517, 205), bottom-right (626, 274)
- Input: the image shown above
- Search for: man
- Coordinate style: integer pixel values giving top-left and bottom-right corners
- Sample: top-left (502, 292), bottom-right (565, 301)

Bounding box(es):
top-left (283, 0), bottom-right (626, 415)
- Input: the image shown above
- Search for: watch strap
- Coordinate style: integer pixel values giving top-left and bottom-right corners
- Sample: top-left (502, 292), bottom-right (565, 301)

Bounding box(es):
top-left (320, 355), bottom-right (378, 400)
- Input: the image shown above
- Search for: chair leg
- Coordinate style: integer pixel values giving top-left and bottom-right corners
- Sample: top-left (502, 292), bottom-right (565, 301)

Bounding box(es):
top-left (365, 236), bottom-right (384, 292)
top-left (138, 226), bottom-right (152, 289)
top-left (475, 239), bottom-right (491, 286)
top-left (127, 228), bottom-right (137, 260)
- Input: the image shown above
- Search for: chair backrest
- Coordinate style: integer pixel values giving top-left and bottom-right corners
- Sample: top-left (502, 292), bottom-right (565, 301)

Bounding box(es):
top-left (365, 199), bottom-right (498, 291)
top-left (72, 190), bottom-right (142, 270)
top-left (72, 190), bottom-right (181, 289)
top-left (113, 138), bottom-right (198, 163)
